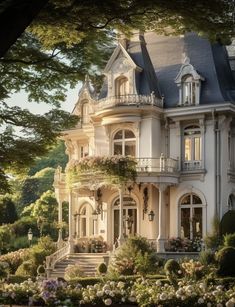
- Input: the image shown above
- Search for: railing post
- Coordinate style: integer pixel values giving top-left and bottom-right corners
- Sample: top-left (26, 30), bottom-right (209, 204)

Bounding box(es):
top-left (160, 153), bottom-right (165, 172)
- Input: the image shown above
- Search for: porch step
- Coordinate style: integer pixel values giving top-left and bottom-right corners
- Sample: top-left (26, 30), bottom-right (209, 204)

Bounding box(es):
top-left (49, 253), bottom-right (110, 279)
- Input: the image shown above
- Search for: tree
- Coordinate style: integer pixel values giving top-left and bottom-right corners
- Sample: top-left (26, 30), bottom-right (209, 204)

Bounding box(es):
top-left (0, 0), bottom-right (233, 192)
top-left (0, 196), bottom-right (18, 225)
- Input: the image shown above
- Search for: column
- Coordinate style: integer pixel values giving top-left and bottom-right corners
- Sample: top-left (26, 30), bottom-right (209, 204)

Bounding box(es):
top-left (117, 185), bottom-right (125, 246)
top-left (68, 189), bottom-right (74, 253)
top-left (57, 197), bottom-right (63, 248)
top-left (157, 184), bottom-right (167, 252)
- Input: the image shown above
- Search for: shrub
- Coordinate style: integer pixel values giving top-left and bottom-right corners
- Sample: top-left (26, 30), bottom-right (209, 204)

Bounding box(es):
top-left (164, 259), bottom-right (181, 276)
top-left (97, 262), bottom-right (107, 275)
top-left (15, 260), bottom-right (36, 276)
top-left (216, 247), bottom-right (235, 277)
top-left (0, 248), bottom-right (30, 273)
top-left (30, 236), bottom-right (56, 267)
top-left (11, 216), bottom-right (38, 237)
top-left (0, 261), bottom-right (9, 279)
top-left (109, 236), bottom-right (159, 276)
top-left (224, 233), bottom-right (235, 247)
top-left (7, 274), bottom-right (34, 284)
top-left (204, 216), bottom-right (222, 250)
top-left (220, 210), bottom-right (235, 236)
top-left (64, 264), bottom-right (84, 280)
top-left (199, 250), bottom-right (215, 265)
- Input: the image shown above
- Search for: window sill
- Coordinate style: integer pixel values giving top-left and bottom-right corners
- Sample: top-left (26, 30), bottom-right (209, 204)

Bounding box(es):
top-left (180, 168), bottom-right (206, 182)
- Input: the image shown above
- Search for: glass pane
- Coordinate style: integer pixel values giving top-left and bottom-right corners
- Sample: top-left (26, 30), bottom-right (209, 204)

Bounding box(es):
top-left (125, 141), bottom-right (135, 156)
top-left (123, 196), bottom-right (136, 206)
top-left (184, 138), bottom-right (191, 161)
top-left (114, 130), bottom-right (123, 140)
top-left (125, 130), bottom-right (135, 139)
top-left (114, 210), bottom-right (119, 243)
top-left (181, 208), bottom-right (190, 239)
top-left (192, 194), bottom-right (202, 204)
top-left (194, 137), bottom-right (201, 160)
top-left (81, 218), bottom-right (86, 237)
top-left (114, 143), bottom-right (123, 155)
top-left (181, 195), bottom-right (191, 205)
top-left (126, 209), bottom-right (137, 235)
top-left (192, 207), bottom-right (202, 238)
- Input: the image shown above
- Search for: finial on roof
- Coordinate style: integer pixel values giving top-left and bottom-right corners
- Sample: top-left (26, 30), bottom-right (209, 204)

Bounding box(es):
top-left (182, 53), bottom-right (190, 64)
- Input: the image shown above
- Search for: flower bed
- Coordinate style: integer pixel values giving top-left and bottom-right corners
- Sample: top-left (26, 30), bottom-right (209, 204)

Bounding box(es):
top-left (67, 155), bottom-right (137, 185)
top-left (166, 237), bottom-right (203, 252)
top-left (0, 278), bottom-right (235, 306)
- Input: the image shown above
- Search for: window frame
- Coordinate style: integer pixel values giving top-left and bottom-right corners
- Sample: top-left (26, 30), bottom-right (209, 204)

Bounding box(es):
top-left (112, 129), bottom-right (136, 156)
top-left (183, 125), bottom-right (202, 170)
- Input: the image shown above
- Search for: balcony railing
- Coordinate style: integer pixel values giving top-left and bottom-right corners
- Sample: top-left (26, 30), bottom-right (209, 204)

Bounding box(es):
top-left (136, 157), bottom-right (178, 173)
top-left (182, 160), bottom-right (203, 171)
top-left (94, 94), bottom-right (163, 112)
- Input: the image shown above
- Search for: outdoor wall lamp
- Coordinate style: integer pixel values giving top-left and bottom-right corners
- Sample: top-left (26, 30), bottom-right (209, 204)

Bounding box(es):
top-left (148, 210), bottom-right (155, 222)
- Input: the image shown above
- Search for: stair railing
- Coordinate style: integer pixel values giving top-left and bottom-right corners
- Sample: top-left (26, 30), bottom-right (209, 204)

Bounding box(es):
top-left (46, 242), bottom-right (70, 273)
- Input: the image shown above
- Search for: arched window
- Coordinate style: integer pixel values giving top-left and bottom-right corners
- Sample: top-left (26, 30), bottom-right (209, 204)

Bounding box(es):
top-left (182, 75), bottom-right (196, 105)
top-left (115, 76), bottom-right (128, 96)
top-left (113, 129), bottom-right (136, 156)
top-left (179, 193), bottom-right (203, 240)
top-left (113, 196), bottom-right (137, 243)
top-left (79, 203), bottom-right (94, 237)
top-left (183, 125), bottom-right (201, 170)
top-left (82, 102), bottom-right (89, 124)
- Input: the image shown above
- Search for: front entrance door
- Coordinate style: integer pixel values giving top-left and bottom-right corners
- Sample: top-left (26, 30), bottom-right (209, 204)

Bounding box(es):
top-left (113, 196), bottom-right (137, 244)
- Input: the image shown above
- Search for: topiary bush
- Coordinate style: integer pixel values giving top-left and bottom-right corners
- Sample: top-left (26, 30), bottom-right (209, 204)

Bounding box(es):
top-left (220, 210), bottom-right (235, 236)
top-left (97, 262), bottom-right (107, 275)
top-left (223, 233), bottom-right (235, 247)
top-left (15, 260), bottom-right (37, 276)
top-left (64, 264), bottom-right (84, 280)
top-left (164, 259), bottom-right (181, 276)
top-left (109, 236), bottom-right (160, 276)
top-left (0, 261), bottom-right (9, 280)
top-left (0, 248), bottom-right (30, 273)
top-left (29, 236), bottom-right (56, 267)
top-left (216, 247), bottom-right (235, 277)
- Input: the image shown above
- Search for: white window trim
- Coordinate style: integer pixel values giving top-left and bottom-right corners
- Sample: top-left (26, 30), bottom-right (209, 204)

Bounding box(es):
top-left (112, 129), bottom-right (136, 156)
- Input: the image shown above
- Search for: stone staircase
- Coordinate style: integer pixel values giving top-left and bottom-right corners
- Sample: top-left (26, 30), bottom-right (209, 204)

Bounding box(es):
top-left (49, 253), bottom-right (110, 279)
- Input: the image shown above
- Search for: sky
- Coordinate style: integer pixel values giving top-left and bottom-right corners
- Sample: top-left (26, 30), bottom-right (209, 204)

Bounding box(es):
top-left (6, 84), bottom-right (81, 115)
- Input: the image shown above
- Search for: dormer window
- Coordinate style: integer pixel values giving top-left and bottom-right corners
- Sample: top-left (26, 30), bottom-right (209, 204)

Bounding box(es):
top-left (115, 76), bottom-right (128, 96)
top-left (175, 57), bottom-right (204, 106)
top-left (182, 75), bottom-right (196, 105)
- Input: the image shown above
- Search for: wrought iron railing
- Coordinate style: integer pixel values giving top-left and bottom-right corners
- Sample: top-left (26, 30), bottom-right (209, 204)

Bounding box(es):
top-left (94, 94), bottom-right (163, 111)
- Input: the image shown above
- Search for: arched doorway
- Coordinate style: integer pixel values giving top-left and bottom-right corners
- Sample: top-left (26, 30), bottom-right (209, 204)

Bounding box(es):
top-left (113, 196), bottom-right (138, 244)
top-left (79, 203), bottom-right (94, 237)
top-left (179, 193), bottom-right (203, 240)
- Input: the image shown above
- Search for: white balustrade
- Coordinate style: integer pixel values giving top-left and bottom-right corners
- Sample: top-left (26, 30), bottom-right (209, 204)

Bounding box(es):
top-left (183, 160), bottom-right (202, 171)
top-left (46, 242), bottom-right (70, 271)
top-left (136, 158), bottom-right (178, 173)
top-left (95, 94), bottom-right (163, 111)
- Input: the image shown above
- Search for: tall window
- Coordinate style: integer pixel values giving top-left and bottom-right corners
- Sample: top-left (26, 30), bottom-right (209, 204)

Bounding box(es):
top-left (82, 102), bottom-right (89, 124)
top-left (113, 129), bottom-right (136, 156)
top-left (183, 125), bottom-right (201, 170)
top-left (180, 193), bottom-right (203, 240)
top-left (182, 75), bottom-right (196, 105)
top-left (79, 203), bottom-right (94, 237)
top-left (115, 76), bottom-right (128, 96)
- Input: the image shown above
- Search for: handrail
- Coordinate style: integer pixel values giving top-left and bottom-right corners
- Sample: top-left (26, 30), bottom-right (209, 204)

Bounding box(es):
top-left (136, 157), bottom-right (178, 173)
top-left (45, 242), bottom-right (70, 270)
top-left (95, 94), bottom-right (163, 111)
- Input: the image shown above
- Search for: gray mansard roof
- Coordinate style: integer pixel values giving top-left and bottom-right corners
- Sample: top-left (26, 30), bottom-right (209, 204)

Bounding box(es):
top-left (99, 32), bottom-right (235, 108)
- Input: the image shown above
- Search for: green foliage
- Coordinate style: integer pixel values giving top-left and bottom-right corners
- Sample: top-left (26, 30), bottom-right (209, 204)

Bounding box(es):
top-left (223, 233), bottom-right (235, 248)
top-left (7, 274), bottom-right (35, 284)
top-left (199, 250), bottom-right (216, 265)
top-left (28, 141), bottom-right (68, 176)
top-left (15, 260), bottom-right (36, 277)
top-left (97, 263), bottom-right (107, 275)
top-left (64, 264), bottom-right (85, 281)
top-left (204, 216), bottom-right (222, 250)
top-left (0, 249), bottom-right (30, 274)
top-left (109, 236), bottom-right (159, 276)
top-left (0, 195), bottom-right (17, 225)
top-left (216, 247), bottom-right (235, 277)
top-left (29, 236), bottom-right (56, 267)
top-left (164, 259), bottom-right (181, 276)
top-left (220, 210), bottom-right (235, 236)
top-left (11, 216), bottom-right (38, 237)
top-left (20, 168), bottom-right (55, 208)
top-left (0, 261), bottom-right (9, 280)
top-left (0, 225), bottom-right (13, 253)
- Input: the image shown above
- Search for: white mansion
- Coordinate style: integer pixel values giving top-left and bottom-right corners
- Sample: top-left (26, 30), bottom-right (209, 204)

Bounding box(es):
top-left (53, 31), bottom-right (235, 255)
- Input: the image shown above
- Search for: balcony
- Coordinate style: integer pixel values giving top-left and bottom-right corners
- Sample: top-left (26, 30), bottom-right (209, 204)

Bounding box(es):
top-left (94, 94), bottom-right (163, 112)
top-left (136, 157), bottom-right (178, 173)
top-left (182, 160), bottom-right (203, 171)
